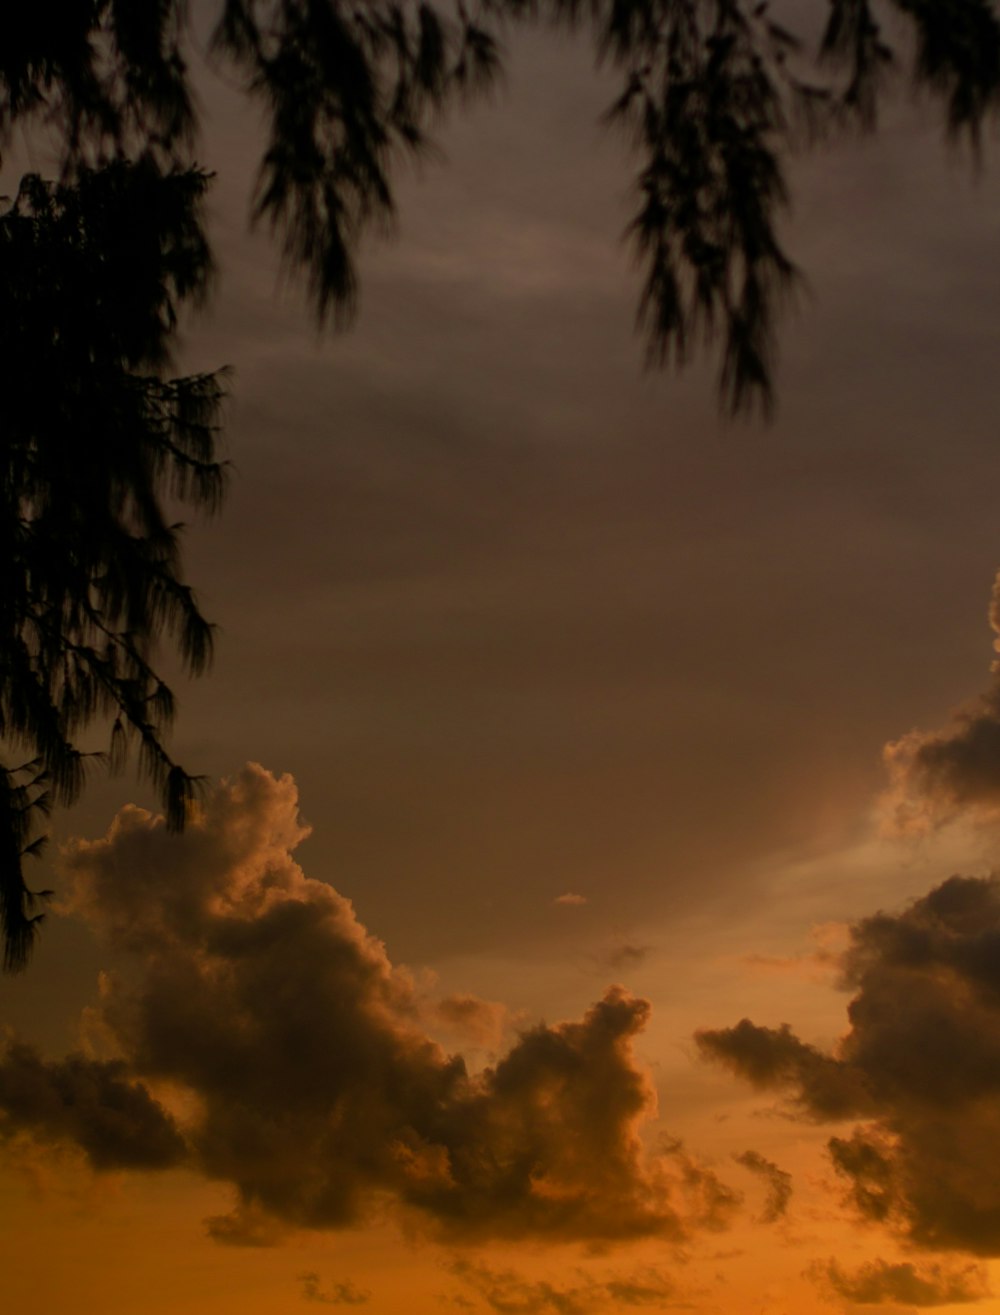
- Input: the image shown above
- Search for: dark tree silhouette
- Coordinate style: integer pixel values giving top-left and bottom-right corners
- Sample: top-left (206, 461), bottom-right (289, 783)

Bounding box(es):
top-left (6, 3), bottom-right (1000, 410)
top-left (0, 161), bottom-right (225, 969)
top-left (1, 0), bottom-right (999, 969)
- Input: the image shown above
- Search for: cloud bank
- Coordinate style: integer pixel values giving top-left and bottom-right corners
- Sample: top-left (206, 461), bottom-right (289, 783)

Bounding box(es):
top-left (0, 765), bottom-right (736, 1246)
top-left (697, 875), bottom-right (1000, 1255)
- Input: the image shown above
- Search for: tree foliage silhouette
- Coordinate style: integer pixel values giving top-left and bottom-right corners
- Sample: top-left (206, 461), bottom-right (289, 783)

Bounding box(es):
top-left (1, 0), bottom-right (999, 969)
top-left (0, 160), bottom-right (225, 969)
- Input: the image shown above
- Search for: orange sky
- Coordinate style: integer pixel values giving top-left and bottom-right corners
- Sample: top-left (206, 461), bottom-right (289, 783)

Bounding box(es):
top-left (6, 16), bottom-right (1000, 1315)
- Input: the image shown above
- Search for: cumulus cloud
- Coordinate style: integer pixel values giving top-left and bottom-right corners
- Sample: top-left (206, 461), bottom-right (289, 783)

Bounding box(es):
top-left (0, 1040), bottom-right (186, 1170)
top-left (16, 765), bottom-right (736, 1246)
top-left (553, 893), bottom-right (588, 907)
top-left (697, 875), bottom-right (1000, 1254)
top-left (883, 570), bottom-right (1000, 832)
top-left (448, 1258), bottom-right (676, 1313)
top-left (807, 1258), bottom-right (990, 1307)
top-left (733, 1150), bottom-right (792, 1223)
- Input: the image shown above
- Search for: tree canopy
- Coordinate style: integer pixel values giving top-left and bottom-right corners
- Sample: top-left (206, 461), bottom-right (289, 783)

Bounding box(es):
top-left (2, 0), bottom-right (999, 968)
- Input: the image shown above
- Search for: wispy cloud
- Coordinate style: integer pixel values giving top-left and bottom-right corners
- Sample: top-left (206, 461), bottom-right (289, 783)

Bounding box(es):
top-left (449, 1258), bottom-right (678, 1314)
top-left (733, 1150), bottom-right (792, 1224)
top-left (597, 944), bottom-right (652, 972)
top-left (298, 1272), bottom-right (370, 1305)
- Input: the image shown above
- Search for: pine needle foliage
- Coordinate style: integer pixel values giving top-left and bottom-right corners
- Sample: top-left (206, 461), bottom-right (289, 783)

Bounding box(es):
top-left (4, 3), bottom-right (999, 418)
top-left (0, 160), bottom-right (226, 970)
top-left (1, 1), bottom-right (999, 968)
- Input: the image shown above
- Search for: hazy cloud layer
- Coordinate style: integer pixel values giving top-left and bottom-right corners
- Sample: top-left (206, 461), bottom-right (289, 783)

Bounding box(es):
top-left (698, 875), bottom-right (1000, 1254)
top-left (807, 1258), bottom-right (990, 1307)
top-left (884, 571), bottom-right (1000, 832)
top-left (17, 765), bottom-right (737, 1245)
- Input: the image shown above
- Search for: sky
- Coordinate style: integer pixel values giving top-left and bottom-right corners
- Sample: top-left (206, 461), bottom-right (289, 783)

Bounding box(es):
top-left (6, 10), bottom-right (1000, 1315)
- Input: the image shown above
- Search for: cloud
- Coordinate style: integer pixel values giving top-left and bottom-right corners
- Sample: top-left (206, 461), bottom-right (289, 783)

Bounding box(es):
top-left (807, 1258), bottom-right (990, 1307)
top-left (733, 1150), bottom-right (792, 1223)
top-left (298, 1272), bottom-right (370, 1305)
top-left (553, 893), bottom-right (588, 907)
top-left (696, 1019), bottom-right (874, 1122)
top-left (599, 944), bottom-right (652, 972)
top-left (432, 994), bottom-right (508, 1048)
top-left (697, 875), bottom-right (1000, 1254)
top-left (0, 1040), bottom-right (186, 1171)
top-left (204, 1200), bottom-right (287, 1247)
top-left (883, 570), bottom-right (1000, 832)
top-left (448, 1258), bottom-right (677, 1314)
top-left (23, 765), bottom-right (737, 1246)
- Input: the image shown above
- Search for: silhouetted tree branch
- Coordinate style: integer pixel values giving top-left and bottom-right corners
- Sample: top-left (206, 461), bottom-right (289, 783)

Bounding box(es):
top-left (1, 0), bottom-right (999, 968)
top-left (0, 160), bottom-right (226, 969)
top-left (4, 3), bottom-right (999, 410)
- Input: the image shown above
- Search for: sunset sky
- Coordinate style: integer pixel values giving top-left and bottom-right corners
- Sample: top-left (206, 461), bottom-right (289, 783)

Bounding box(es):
top-left (6, 13), bottom-right (1000, 1315)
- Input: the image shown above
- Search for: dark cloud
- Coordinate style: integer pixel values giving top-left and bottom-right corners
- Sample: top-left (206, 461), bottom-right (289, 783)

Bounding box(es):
top-left (0, 1040), bottom-right (185, 1171)
top-left (31, 765), bottom-right (739, 1246)
top-left (884, 570), bottom-right (1000, 832)
top-left (696, 1020), bottom-right (874, 1121)
top-left (807, 1258), bottom-right (990, 1307)
top-left (298, 1272), bottom-right (370, 1305)
top-left (733, 1150), bottom-right (792, 1223)
top-left (697, 875), bottom-right (1000, 1254)
top-left (449, 1258), bottom-right (676, 1314)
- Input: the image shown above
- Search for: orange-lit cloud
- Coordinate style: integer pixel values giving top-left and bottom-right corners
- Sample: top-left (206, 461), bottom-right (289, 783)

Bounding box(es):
top-left (298, 1272), bottom-right (370, 1305)
top-left (883, 570), bottom-right (1000, 833)
top-left (7, 765), bottom-right (740, 1248)
top-left (698, 875), bottom-right (1000, 1254)
top-left (807, 1257), bottom-right (990, 1307)
top-left (448, 1257), bottom-right (677, 1313)
top-left (733, 1150), bottom-right (792, 1224)
top-left (431, 993), bottom-right (508, 1048)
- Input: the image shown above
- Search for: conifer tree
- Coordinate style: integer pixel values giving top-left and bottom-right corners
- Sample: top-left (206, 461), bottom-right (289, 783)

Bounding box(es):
top-left (0, 160), bottom-right (225, 968)
top-left (1, 0), bottom-right (998, 968)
